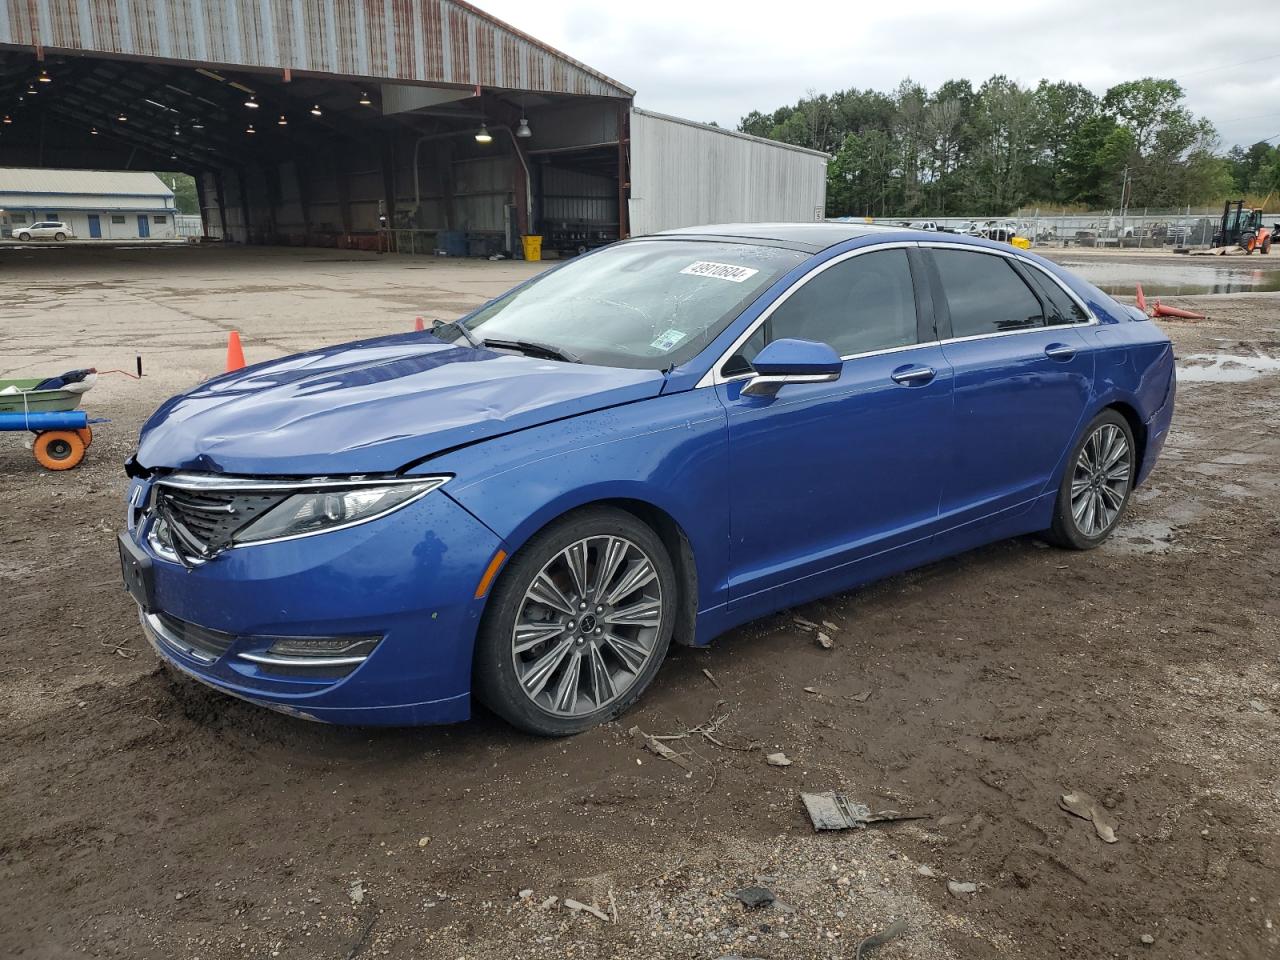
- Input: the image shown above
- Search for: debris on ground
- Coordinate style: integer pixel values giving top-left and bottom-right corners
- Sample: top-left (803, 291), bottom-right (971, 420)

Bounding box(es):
top-left (793, 615), bottom-right (820, 630)
top-left (538, 895), bottom-right (558, 910)
top-left (854, 917), bottom-right (909, 960)
top-left (1059, 790), bottom-right (1119, 843)
top-left (947, 881), bottom-right (977, 897)
top-left (851, 690), bottom-right (872, 703)
top-left (915, 864), bottom-right (938, 879)
top-left (348, 880), bottom-right (365, 905)
top-left (815, 631), bottom-right (834, 649)
top-left (417, 836), bottom-right (430, 848)
top-left (638, 732), bottom-right (693, 776)
top-left (1248, 699), bottom-right (1269, 713)
top-left (800, 791), bottom-right (931, 831)
top-left (1140, 933), bottom-right (1156, 945)
top-left (766, 752), bottom-right (792, 767)
top-left (517, 888), bottom-right (533, 900)
top-left (702, 667), bottom-right (720, 688)
top-left (732, 885), bottom-right (776, 909)
top-left (822, 620), bottom-right (839, 632)
top-left (562, 898), bottom-right (611, 922)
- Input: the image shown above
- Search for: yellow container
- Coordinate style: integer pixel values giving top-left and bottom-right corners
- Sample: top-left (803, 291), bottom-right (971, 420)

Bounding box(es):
top-left (521, 235), bottom-right (543, 261)
top-left (1011, 236), bottom-right (1031, 250)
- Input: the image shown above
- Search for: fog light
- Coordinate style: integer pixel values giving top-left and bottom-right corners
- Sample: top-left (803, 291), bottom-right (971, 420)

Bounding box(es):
top-left (266, 636), bottom-right (380, 659)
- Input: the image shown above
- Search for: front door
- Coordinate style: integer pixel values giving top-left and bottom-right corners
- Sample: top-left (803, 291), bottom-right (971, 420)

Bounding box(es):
top-left (717, 246), bottom-right (954, 616)
top-left (925, 246), bottom-right (1095, 530)
top-left (137, 215), bottom-right (150, 238)
top-left (87, 214), bottom-right (101, 239)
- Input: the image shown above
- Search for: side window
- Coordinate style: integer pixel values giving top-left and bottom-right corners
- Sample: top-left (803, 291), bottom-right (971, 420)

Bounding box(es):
top-left (153, 215), bottom-right (167, 224)
top-left (723, 249), bottom-right (918, 375)
top-left (933, 249), bottom-right (1044, 337)
top-left (1022, 266), bottom-right (1088, 325)
top-left (111, 215), bottom-right (126, 224)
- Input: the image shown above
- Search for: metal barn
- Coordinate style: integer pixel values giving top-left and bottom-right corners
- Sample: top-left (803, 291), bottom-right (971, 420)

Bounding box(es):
top-left (0, 1), bottom-right (826, 255)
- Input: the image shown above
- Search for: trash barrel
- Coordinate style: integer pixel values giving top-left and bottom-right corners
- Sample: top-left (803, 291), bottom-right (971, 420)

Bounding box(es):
top-left (521, 235), bottom-right (543, 262)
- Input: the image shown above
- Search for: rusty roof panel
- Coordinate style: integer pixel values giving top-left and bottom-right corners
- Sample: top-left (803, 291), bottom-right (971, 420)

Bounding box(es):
top-left (4, 0), bottom-right (633, 98)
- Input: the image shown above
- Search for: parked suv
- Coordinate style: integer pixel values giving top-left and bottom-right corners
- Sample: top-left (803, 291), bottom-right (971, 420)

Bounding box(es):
top-left (15, 221), bottom-right (73, 241)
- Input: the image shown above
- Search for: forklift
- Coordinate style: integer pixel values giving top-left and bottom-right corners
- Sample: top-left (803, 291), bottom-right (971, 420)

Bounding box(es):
top-left (1212, 200), bottom-right (1273, 254)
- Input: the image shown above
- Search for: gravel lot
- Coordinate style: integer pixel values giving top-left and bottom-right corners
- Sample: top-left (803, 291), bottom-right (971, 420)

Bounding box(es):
top-left (1, 245), bottom-right (1278, 960)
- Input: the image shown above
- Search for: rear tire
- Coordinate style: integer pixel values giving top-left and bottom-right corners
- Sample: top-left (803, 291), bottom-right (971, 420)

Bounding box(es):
top-left (1044, 410), bottom-right (1135, 550)
top-left (473, 507), bottom-right (677, 736)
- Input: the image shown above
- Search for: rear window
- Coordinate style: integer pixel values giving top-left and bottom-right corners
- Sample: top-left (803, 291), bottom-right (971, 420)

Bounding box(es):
top-left (449, 240), bottom-right (808, 369)
top-left (933, 249), bottom-right (1043, 337)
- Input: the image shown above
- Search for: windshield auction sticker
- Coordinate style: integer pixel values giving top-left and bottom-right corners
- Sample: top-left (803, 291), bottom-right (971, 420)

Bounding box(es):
top-left (680, 261), bottom-right (760, 283)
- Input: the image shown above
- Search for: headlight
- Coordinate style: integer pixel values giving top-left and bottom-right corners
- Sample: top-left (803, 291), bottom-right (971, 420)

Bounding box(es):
top-left (234, 478), bottom-right (448, 544)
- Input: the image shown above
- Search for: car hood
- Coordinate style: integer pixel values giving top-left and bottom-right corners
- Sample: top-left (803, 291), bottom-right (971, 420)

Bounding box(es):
top-left (136, 333), bottom-right (666, 475)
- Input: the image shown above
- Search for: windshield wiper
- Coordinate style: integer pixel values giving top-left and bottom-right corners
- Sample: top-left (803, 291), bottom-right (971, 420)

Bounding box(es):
top-left (429, 317), bottom-right (482, 349)
top-left (481, 338), bottom-right (582, 364)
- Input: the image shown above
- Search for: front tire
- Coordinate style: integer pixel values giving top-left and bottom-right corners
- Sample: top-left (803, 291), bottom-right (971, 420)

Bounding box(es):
top-left (473, 507), bottom-right (677, 736)
top-left (1045, 411), bottom-right (1135, 550)
top-left (54, 232), bottom-right (66, 241)
top-left (16, 232), bottom-right (30, 241)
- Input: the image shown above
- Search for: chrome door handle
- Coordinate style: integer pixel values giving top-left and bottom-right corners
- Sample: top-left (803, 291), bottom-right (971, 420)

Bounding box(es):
top-left (1044, 343), bottom-right (1076, 360)
top-left (890, 365), bottom-right (936, 385)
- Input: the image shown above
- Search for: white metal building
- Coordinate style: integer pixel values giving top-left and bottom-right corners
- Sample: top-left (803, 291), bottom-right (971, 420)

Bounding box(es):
top-left (628, 110), bottom-right (829, 236)
top-left (0, 169), bottom-right (178, 240)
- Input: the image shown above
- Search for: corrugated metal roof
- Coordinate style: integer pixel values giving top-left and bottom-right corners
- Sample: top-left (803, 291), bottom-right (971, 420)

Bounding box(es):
top-left (4, 1), bottom-right (633, 99)
top-left (0, 168), bottom-right (175, 198)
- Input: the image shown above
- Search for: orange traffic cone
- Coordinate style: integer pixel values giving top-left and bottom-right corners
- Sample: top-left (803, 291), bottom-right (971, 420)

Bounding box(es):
top-left (414, 316), bottom-right (425, 331)
top-left (225, 331), bottom-right (246, 372)
top-left (1151, 300), bottom-right (1206, 320)
top-left (1135, 283), bottom-right (1147, 314)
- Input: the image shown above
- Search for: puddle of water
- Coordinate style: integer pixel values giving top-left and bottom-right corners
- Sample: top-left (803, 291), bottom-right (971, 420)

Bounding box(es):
top-left (1177, 353), bottom-right (1280, 383)
top-left (1060, 260), bottom-right (1280, 296)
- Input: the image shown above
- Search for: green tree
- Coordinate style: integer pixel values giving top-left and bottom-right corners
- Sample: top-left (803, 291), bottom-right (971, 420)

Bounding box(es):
top-left (156, 171), bottom-right (199, 214)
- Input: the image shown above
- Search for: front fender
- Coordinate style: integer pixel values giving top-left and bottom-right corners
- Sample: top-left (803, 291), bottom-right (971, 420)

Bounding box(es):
top-left (416, 389), bottom-right (731, 617)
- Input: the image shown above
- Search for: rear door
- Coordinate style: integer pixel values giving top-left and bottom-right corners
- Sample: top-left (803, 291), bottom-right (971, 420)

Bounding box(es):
top-left (718, 244), bottom-right (954, 613)
top-left (925, 245), bottom-right (1095, 531)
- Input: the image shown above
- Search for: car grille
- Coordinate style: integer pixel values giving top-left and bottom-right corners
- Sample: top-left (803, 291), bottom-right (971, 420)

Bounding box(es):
top-left (149, 612), bottom-right (237, 662)
top-left (153, 484), bottom-right (288, 559)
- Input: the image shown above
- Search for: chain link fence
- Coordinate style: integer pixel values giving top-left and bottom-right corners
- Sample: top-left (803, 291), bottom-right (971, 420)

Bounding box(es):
top-left (858, 207), bottom-right (1280, 249)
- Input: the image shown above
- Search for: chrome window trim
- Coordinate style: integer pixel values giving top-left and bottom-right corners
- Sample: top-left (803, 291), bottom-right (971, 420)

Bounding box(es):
top-left (697, 240), bottom-right (1098, 388)
top-left (697, 240), bottom-right (923, 388)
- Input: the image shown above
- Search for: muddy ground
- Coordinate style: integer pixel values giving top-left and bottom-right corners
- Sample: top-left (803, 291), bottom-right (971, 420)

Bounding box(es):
top-left (1, 247), bottom-right (1278, 960)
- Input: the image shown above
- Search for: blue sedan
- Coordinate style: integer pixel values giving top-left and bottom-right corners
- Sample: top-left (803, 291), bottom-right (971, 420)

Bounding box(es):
top-left (119, 224), bottom-right (1175, 735)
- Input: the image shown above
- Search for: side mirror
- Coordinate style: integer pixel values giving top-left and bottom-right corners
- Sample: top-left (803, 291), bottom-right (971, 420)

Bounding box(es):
top-left (741, 338), bottom-right (842, 397)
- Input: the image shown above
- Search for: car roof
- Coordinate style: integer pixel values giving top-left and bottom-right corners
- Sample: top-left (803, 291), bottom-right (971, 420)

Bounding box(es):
top-left (655, 221), bottom-right (906, 253)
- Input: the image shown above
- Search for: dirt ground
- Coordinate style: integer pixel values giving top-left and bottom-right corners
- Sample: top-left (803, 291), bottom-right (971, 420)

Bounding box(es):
top-left (1, 246), bottom-right (1278, 960)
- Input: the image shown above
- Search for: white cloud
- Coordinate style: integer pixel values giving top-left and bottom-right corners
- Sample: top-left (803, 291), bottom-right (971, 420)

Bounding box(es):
top-left (479, 0), bottom-right (1280, 148)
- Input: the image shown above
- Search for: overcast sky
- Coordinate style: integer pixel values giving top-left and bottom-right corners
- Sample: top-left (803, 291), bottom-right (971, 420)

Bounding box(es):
top-left (480, 0), bottom-right (1280, 150)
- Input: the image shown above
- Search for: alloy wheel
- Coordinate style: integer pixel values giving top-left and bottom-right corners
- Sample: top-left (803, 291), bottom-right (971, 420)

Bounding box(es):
top-left (1070, 423), bottom-right (1131, 537)
top-left (511, 535), bottom-right (664, 718)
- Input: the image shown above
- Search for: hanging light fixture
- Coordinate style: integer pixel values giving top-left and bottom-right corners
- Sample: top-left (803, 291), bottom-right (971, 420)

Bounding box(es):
top-left (37, 69), bottom-right (52, 83)
top-left (516, 115), bottom-right (532, 138)
top-left (310, 104), bottom-right (322, 117)
top-left (173, 125), bottom-right (181, 137)
top-left (1, 116), bottom-right (11, 125)
top-left (191, 119), bottom-right (204, 130)
top-left (90, 126), bottom-right (99, 135)
top-left (246, 123), bottom-right (256, 134)
top-left (475, 121), bottom-right (493, 144)
top-left (244, 93), bottom-right (259, 109)
top-left (358, 91), bottom-right (372, 106)
top-left (277, 114), bottom-right (288, 126)
top-left (116, 111), bottom-right (128, 122)
top-left (26, 83), bottom-right (37, 95)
